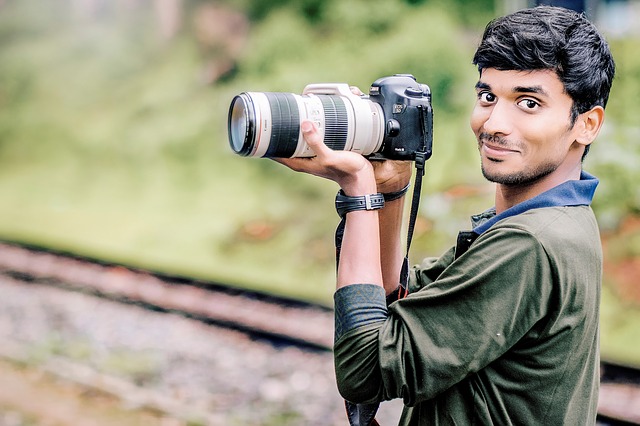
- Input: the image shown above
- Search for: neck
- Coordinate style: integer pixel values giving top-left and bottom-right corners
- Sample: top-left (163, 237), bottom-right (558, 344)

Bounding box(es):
top-left (494, 163), bottom-right (583, 214)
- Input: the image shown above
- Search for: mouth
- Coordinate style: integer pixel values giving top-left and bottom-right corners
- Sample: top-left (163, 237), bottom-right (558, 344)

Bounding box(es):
top-left (480, 140), bottom-right (520, 160)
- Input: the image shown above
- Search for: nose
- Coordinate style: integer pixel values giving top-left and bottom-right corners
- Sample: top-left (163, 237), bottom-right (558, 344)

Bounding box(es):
top-left (476, 101), bottom-right (513, 136)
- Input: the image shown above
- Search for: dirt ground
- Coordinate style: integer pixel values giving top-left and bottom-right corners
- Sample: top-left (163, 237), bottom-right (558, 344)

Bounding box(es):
top-left (0, 358), bottom-right (170, 426)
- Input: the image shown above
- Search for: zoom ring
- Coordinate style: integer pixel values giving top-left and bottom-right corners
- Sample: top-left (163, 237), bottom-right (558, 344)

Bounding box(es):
top-left (318, 95), bottom-right (348, 151)
top-left (265, 92), bottom-right (301, 158)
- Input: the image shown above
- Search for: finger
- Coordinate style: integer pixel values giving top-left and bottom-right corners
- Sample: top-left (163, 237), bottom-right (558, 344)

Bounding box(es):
top-left (273, 156), bottom-right (313, 173)
top-left (349, 86), bottom-right (364, 96)
top-left (301, 120), bottom-right (331, 158)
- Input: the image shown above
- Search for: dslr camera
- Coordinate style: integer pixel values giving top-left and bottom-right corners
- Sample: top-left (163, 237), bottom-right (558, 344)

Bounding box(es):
top-left (227, 74), bottom-right (433, 161)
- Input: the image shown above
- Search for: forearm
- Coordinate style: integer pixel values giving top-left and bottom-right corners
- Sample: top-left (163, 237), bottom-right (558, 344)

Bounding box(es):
top-left (371, 160), bottom-right (411, 296)
top-left (336, 170), bottom-right (384, 289)
top-left (378, 196), bottom-right (406, 295)
top-left (337, 210), bottom-right (383, 289)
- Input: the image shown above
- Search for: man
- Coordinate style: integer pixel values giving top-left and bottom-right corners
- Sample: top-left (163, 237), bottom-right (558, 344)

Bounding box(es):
top-left (278, 5), bottom-right (615, 425)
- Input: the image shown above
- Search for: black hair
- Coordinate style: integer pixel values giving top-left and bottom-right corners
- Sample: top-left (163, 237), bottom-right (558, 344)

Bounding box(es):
top-left (473, 6), bottom-right (615, 126)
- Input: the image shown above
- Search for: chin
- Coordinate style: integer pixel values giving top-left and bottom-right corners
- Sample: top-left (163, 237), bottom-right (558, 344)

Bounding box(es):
top-left (481, 164), bottom-right (522, 185)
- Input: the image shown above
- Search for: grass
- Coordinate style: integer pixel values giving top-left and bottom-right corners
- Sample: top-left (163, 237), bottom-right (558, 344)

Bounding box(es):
top-left (0, 0), bottom-right (484, 305)
top-left (0, 153), bottom-right (341, 303)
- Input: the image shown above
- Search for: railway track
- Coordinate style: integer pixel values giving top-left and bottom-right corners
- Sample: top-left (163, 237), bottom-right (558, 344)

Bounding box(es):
top-left (0, 241), bottom-right (639, 424)
top-left (0, 241), bottom-right (334, 352)
top-left (600, 362), bottom-right (640, 425)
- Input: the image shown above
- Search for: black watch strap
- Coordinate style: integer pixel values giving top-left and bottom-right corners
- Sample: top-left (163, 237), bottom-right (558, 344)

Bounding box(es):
top-left (335, 190), bottom-right (385, 218)
top-left (382, 183), bottom-right (410, 202)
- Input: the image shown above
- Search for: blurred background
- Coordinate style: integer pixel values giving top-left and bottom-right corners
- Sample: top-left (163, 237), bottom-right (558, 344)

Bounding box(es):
top-left (0, 0), bottom-right (639, 424)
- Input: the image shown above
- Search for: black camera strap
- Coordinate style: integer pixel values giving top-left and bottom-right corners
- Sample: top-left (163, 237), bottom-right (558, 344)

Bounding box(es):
top-left (398, 104), bottom-right (432, 294)
top-left (398, 153), bottom-right (425, 292)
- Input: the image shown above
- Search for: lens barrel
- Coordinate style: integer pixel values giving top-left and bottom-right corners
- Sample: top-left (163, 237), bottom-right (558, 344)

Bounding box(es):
top-left (227, 84), bottom-right (382, 158)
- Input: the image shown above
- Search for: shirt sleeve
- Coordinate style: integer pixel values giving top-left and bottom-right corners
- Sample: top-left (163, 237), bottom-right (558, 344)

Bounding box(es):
top-left (408, 245), bottom-right (456, 293)
top-left (334, 284), bottom-right (387, 342)
top-left (334, 226), bottom-right (554, 405)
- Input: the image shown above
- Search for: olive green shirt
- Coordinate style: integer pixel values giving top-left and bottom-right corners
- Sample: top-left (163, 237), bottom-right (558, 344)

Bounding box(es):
top-left (334, 187), bottom-right (602, 424)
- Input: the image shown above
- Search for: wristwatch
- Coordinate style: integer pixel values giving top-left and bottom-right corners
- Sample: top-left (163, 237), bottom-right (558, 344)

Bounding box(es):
top-left (335, 190), bottom-right (385, 218)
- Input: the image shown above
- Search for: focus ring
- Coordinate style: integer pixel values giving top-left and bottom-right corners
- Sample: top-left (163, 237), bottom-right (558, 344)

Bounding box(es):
top-left (318, 95), bottom-right (348, 151)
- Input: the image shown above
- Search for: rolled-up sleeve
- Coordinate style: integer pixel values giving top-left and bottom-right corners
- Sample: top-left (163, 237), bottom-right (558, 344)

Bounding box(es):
top-left (333, 284), bottom-right (388, 403)
top-left (334, 284), bottom-right (387, 342)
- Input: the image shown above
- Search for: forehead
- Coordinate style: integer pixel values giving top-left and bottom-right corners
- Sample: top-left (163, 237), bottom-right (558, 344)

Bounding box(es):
top-left (477, 68), bottom-right (569, 101)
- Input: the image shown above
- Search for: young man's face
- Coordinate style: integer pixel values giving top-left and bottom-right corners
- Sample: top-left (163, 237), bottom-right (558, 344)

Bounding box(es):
top-left (470, 68), bottom-right (584, 186)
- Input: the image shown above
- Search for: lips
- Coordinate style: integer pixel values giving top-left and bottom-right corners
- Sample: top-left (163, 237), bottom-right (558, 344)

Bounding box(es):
top-left (481, 141), bottom-right (520, 159)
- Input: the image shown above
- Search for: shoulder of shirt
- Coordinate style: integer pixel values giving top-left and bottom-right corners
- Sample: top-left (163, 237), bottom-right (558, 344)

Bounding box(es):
top-left (484, 205), bottom-right (597, 243)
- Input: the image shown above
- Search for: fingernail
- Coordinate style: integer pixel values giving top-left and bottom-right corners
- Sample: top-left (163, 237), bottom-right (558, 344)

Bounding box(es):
top-left (301, 121), bottom-right (312, 133)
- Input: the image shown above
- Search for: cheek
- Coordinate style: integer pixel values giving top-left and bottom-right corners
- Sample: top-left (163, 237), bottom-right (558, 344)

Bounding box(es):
top-left (469, 106), bottom-right (484, 134)
top-left (521, 117), bottom-right (569, 148)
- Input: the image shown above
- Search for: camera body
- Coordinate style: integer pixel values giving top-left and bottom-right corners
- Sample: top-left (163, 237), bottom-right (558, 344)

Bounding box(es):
top-left (367, 74), bottom-right (433, 161)
top-left (227, 74), bottom-right (433, 161)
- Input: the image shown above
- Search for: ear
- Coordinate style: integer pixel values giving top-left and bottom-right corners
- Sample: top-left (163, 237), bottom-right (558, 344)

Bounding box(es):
top-left (575, 106), bottom-right (605, 147)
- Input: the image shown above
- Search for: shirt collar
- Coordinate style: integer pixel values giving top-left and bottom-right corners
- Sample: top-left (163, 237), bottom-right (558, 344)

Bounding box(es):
top-left (472, 171), bottom-right (599, 235)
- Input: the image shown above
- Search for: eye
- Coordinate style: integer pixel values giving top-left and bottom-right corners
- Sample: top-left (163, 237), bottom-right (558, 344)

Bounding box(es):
top-left (477, 91), bottom-right (496, 104)
top-left (517, 98), bottom-right (540, 110)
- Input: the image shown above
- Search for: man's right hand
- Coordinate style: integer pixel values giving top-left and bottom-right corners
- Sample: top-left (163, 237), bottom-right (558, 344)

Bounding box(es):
top-left (274, 120), bottom-right (378, 196)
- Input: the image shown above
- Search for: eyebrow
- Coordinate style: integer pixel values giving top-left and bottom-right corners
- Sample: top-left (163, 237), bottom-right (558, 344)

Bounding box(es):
top-left (475, 81), bottom-right (550, 97)
top-left (514, 85), bottom-right (549, 97)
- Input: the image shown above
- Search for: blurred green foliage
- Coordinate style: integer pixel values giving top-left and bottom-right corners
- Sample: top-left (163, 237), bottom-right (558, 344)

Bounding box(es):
top-left (0, 0), bottom-right (639, 363)
top-left (0, 0), bottom-right (493, 302)
top-left (586, 37), bottom-right (640, 229)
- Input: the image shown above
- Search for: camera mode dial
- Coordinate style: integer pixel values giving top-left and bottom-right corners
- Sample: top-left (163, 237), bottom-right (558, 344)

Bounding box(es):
top-left (404, 87), bottom-right (425, 97)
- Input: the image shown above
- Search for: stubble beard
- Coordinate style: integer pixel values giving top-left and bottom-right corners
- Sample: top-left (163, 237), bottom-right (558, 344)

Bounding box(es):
top-left (478, 133), bottom-right (560, 186)
top-left (481, 160), bottom-right (558, 186)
